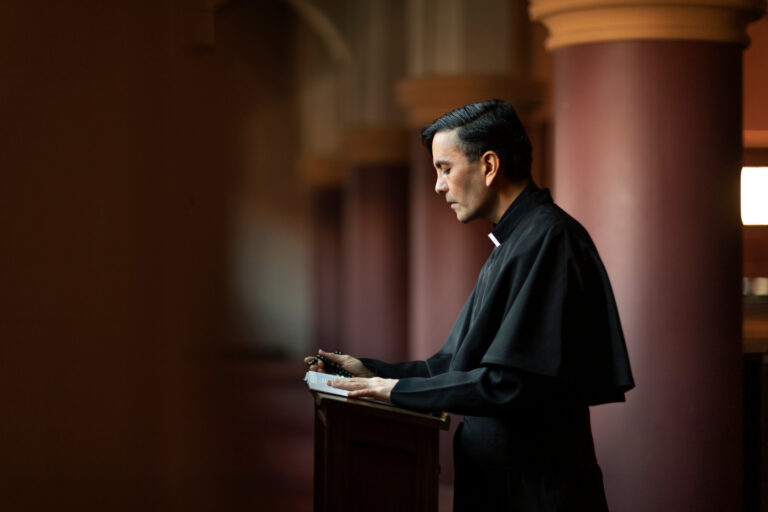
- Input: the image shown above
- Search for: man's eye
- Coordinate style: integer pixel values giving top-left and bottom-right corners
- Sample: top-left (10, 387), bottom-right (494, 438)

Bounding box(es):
top-left (442, 169), bottom-right (450, 176)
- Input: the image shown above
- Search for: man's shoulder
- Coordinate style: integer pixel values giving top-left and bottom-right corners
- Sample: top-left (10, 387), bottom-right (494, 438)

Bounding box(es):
top-left (509, 200), bottom-right (595, 254)
top-left (522, 200), bottom-right (585, 236)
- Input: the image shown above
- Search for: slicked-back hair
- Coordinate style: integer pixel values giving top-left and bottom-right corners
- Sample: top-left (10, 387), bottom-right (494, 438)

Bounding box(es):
top-left (421, 99), bottom-right (532, 181)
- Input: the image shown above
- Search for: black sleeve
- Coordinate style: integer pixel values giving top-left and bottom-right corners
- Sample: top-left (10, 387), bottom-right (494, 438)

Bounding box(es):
top-left (358, 358), bottom-right (431, 379)
top-left (359, 348), bottom-right (454, 379)
top-left (391, 365), bottom-right (576, 416)
top-left (390, 364), bottom-right (522, 415)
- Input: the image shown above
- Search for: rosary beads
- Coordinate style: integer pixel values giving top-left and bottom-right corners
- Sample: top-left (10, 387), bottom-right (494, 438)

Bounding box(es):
top-left (314, 351), bottom-right (353, 378)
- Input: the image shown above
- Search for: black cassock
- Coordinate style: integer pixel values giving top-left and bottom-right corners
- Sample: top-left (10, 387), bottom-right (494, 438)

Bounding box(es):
top-left (360, 182), bottom-right (634, 512)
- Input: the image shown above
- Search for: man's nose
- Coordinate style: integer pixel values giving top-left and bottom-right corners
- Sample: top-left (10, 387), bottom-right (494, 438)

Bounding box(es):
top-left (435, 175), bottom-right (448, 195)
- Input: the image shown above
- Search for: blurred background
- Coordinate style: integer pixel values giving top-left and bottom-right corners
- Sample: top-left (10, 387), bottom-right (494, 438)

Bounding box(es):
top-left (1, 1), bottom-right (767, 511)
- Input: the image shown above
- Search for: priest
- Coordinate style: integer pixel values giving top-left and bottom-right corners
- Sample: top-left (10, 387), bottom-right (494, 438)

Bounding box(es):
top-left (305, 99), bottom-right (634, 511)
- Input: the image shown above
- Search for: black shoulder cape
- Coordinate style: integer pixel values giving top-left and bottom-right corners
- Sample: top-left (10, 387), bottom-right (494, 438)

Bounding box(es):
top-left (433, 182), bottom-right (634, 405)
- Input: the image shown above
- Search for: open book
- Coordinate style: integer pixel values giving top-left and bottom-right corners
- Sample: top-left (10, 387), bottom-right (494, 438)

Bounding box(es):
top-left (304, 370), bottom-right (350, 397)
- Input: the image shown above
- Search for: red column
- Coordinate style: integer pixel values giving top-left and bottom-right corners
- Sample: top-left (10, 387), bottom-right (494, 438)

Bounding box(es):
top-left (342, 161), bottom-right (410, 361)
top-left (310, 187), bottom-right (343, 351)
top-left (339, 128), bottom-right (411, 362)
top-left (555, 40), bottom-right (743, 512)
top-left (529, 1), bottom-right (767, 507)
top-left (303, 157), bottom-right (346, 354)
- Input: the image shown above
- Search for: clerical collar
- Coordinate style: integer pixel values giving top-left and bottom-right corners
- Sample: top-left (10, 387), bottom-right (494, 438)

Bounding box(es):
top-left (488, 181), bottom-right (550, 246)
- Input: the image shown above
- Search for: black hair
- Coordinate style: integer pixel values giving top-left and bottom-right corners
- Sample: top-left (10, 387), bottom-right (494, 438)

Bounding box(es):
top-left (421, 99), bottom-right (532, 181)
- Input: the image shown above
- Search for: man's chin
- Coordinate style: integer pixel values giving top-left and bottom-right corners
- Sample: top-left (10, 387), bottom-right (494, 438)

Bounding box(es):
top-left (452, 205), bottom-right (477, 224)
top-left (455, 212), bottom-right (474, 224)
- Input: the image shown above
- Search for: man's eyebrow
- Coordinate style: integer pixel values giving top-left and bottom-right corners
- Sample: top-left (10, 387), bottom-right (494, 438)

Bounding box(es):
top-left (434, 159), bottom-right (451, 168)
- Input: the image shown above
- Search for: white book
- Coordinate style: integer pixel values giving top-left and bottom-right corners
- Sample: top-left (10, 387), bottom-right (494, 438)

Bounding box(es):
top-left (304, 370), bottom-right (350, 397)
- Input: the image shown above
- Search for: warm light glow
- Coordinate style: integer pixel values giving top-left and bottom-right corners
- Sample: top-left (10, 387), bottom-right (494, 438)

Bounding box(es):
top-left (741, 167), bottom-right (768, 225)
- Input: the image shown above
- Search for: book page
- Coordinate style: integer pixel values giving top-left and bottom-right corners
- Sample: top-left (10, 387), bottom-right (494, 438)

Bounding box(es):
top-left (304, 371), bottom-right (350, 397)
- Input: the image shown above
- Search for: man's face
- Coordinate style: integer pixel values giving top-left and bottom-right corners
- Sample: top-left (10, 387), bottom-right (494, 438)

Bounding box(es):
top-left (432, 129), bottom-right (492, 223)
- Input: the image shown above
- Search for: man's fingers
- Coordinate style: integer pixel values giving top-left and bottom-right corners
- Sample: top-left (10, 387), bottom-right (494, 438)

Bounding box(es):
top-left (305, 357), bottom-right (325, 373)
top-left (330, 378), bottom-right (365, 390)
top-left (343, 378), bottom-right (395, 403)
top-left (305, 356), bottom-right (325, 366)
top-left (318, 349), bottom-right (338, 362)
top-left (330, 377), bottom-right (390, 403)
top-left (347, 386), bottom-right (388, 401)
top-left (320, 349), bottom-right (349, 364)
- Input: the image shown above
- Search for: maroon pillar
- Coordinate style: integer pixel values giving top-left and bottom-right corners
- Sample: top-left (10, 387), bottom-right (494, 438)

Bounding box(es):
top-left (311, 187), bottom-right (343, 352)
top-left (342, 163), bottom-right (410, 362)
top-left (554, 41), bottom-right (743, 511)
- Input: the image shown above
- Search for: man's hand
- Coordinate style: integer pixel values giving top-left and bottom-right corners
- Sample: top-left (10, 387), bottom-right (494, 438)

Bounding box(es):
top-left (303, 349), bottom-right (375, 378)
top-left (329, 377), bottom-right (399, 403)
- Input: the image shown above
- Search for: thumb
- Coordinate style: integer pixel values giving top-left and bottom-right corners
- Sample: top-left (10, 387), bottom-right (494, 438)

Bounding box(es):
top-left (319, 349), bottom-right (342, 362)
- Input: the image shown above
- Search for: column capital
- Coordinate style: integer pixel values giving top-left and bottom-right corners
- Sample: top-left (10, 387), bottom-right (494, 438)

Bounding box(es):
top-left (745, 129), bottom-right (768, 147)
top-left (529, 0), bottom-right (766, 50)
top-left (340, 127), bottom-right (410, 166)
top-left (298, 156), bottom-right (344, 189)
top-left (395, 75), bottom-right (545, 128)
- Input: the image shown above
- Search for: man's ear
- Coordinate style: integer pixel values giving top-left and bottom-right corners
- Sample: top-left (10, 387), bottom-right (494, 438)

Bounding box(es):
top-left (481, 151), bottom-right (501, 187)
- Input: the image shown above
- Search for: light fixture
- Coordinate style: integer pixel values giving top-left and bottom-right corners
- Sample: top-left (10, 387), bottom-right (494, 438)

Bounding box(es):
top-left (741, 167), bottom-right (768, 225)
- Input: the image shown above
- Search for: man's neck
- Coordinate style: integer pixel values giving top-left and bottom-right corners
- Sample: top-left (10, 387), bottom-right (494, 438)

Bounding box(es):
top-left (487, 179), bottom-right (531, 224)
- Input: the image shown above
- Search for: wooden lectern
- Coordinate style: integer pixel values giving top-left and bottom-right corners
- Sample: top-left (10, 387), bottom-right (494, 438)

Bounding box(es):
top-left (311, 391), bottom-right (450, 512)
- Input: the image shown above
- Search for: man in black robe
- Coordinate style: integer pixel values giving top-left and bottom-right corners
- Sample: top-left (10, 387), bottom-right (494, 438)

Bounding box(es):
top-left (305, 99), bottom-right (634, 511)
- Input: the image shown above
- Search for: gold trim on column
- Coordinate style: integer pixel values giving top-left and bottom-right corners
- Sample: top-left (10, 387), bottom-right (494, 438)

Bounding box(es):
top-left (298, 156), bottom-right (344, 188)
top-left (396, 75), bottom-right (544, 127)
top-left (340, 127), bottom-right (410, 166)
top-left (745, 129), bottom-right (768, 147)
top-left (529, 0), bottom-right (766, 50)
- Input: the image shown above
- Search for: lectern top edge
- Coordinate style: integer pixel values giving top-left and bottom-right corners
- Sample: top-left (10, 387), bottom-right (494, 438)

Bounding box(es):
top-left (311, 390), bottom-right (450, 430)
